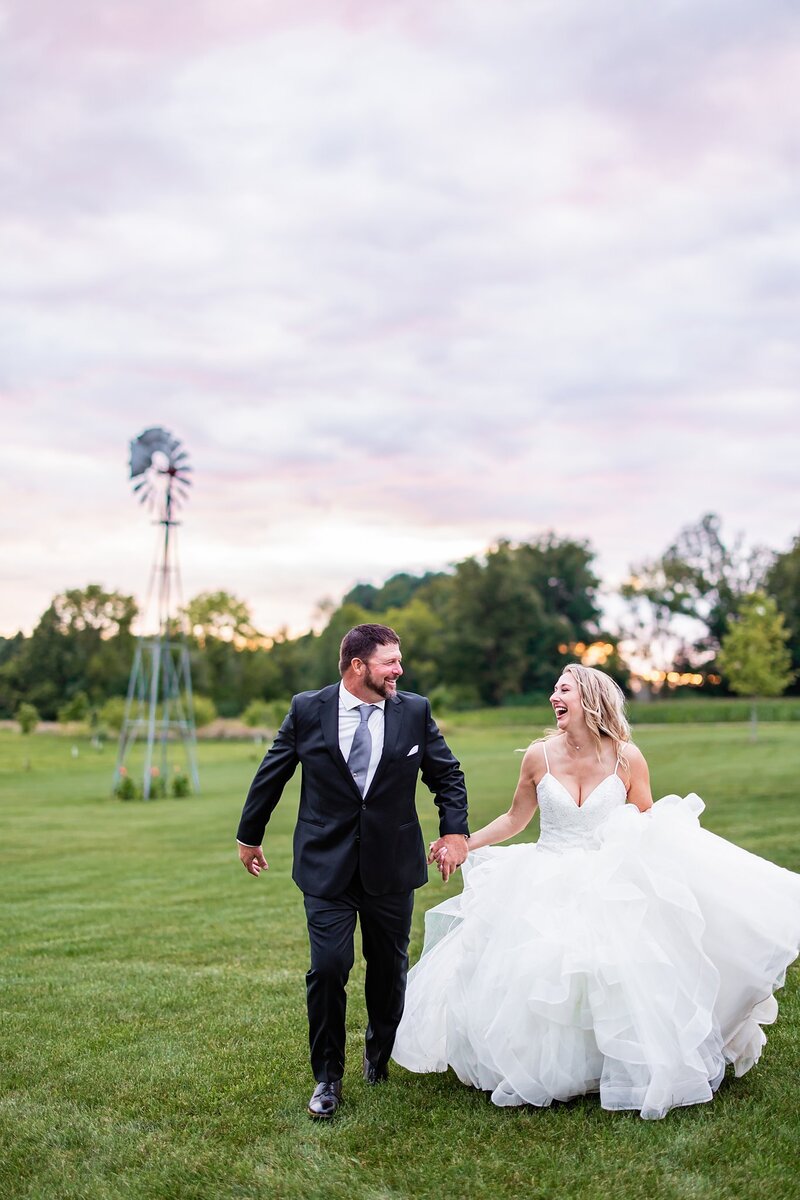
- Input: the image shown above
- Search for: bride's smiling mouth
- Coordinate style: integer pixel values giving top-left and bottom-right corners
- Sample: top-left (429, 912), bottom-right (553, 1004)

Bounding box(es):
top-left (553, 704), bottom-right (568, 719)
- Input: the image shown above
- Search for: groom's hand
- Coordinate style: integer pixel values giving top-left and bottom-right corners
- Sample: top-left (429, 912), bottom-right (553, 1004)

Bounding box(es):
top-left (428, 834), bottom-right (468, 883)
top-left (238, 843), bottom-right (269, 877)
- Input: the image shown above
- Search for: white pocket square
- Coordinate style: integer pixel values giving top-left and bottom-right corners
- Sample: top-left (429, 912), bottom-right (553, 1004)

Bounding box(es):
top-left (407, 745), bottom-right (419, 756)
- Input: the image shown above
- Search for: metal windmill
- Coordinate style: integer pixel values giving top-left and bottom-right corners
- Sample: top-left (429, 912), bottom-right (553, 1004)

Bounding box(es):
top-left (113, 427), bottom-right (200, 799)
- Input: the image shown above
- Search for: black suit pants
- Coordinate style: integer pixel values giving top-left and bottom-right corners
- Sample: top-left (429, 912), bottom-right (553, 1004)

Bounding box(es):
top-left (303, 875), bottom-right (414, 1083)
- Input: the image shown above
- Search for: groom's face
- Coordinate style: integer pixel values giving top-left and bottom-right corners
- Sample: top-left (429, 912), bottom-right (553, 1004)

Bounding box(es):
top-left (363, 643), bottom-right (403, 700)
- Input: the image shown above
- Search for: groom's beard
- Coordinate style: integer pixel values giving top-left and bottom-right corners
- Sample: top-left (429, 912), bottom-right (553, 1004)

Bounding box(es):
top-left (364, 668), bottom-right (397, 699)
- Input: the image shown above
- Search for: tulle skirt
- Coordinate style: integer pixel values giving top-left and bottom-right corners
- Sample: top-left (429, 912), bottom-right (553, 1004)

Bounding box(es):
top-left (392, 795), bottom-right (800, 1119)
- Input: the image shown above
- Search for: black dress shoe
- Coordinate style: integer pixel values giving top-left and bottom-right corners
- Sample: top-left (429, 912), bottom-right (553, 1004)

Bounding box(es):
top-left (363, 1051), bottom-right (388, 1085)
top-left (307, 1080), bottom-right (342, 1119)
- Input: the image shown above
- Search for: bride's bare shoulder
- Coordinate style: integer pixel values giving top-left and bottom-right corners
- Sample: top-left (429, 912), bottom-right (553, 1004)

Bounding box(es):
top-left (619, 741), bottom-right (651, 784)
top-left (520, 736), bottom-right (557, 781)
top-left (621, 741), bottom-right (647, 767)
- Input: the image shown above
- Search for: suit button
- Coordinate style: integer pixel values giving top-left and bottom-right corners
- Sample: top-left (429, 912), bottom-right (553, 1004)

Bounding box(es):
top-left (361, 803), bottom-right (366, 810)
top-left (355, 835), bottom-right (360, 842)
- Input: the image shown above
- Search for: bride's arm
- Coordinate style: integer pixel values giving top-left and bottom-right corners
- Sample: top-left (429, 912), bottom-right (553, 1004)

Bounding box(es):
top-left (466, 745), bottom-right (541, 851)
top-left (624, 744), bottom-right (653, 812)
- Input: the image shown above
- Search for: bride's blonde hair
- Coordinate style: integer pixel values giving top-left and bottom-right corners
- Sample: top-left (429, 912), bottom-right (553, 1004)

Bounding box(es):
top-left (546, 664), bottom-right (631, 769)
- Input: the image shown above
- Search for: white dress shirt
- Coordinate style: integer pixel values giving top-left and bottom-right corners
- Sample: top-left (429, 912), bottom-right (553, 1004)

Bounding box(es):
top-left (237, 684), bottom-right (388, 846)
top-left (339, 681), bottom-right (385, 795)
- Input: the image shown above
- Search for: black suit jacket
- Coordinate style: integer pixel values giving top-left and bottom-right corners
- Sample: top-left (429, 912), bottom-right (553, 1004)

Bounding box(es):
top-left (236, 684), bottom-right (469, 897)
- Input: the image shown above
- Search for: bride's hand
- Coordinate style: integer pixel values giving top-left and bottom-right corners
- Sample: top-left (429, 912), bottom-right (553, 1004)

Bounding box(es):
top-left (428, 839), bottom-right (450, 878)
top-left (429, 835), bottom-right (467, 883)
top-left (428, 839), bottom-right (445, 873)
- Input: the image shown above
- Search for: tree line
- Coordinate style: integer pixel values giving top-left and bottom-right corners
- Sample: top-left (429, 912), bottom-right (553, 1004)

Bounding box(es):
top-left (2, 515), bottom-right (798, 727)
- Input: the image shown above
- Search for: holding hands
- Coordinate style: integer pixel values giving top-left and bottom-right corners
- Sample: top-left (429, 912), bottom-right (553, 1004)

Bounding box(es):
top-left (428, 833), bottom-right (469, 883)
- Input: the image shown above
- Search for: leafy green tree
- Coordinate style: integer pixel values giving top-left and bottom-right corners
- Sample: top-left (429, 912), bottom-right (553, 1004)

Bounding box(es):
top-left (266, 628), bottom-right (320, 699)
top-left (7, 586), bottom-right (138, 718)
top-left (381, 597), bottom-right (445, 696)
top-left (424, 537), bottom-right (605, 705)
top-left (765, 535), bottom-right (800, 690)
top-left (303, 536), bottom-right (607, 708)
top-left (183, 592), bottom-right (263, 715)
top-left (306, 603), bottom-right (373, 687)
top-left (183, 591), bottom-right (258, 647)
top-left (0, 632), bottom-right (24, 668)
top-left (622, 513), bottom-right (771, 674)
top-left (515, 535), bottom-right (604, 693)
top-left (191, 638), bottom-right (243, 716)
top-left (515, 535), bottom-right (600, 632)
top-left (0, 651), bottom-right (25, 719)
top-left (238, 647), bottom-right (286, 705)
top-left (15, 701), bottom-right (39, 734)
top-left (718, 592), bottom-right (794, 738)
top-left (343, 572), bottom-right (445, 613)
top-left (437, 542), bottom-right (551, 706)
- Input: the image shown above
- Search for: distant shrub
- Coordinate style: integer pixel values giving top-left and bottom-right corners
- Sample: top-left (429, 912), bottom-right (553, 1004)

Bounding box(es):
top-left (15, 702), bottom-right (40, 735)
top-left (58, 691), bottom-right (90, 724)
top-left (429, 685), bottom-right (482, 714)
top-left (242, 699), bottom-right (291, 729)
top-left (242, 700), bottom-right (271, 728)
top-left (171, 769), bottom-right (191, 798)
top-left (99, 696), bottom-right (127, 732)
top-left (191, 695), bottom-right (217, 728)
top-left (147, 766), bottom-right (166, 799)
top-left (114, 768), bottom-right (138, 800)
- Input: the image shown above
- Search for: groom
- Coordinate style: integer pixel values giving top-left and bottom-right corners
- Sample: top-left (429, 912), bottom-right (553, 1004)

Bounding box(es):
top-left (236, 623), bottom-right (469, 1119)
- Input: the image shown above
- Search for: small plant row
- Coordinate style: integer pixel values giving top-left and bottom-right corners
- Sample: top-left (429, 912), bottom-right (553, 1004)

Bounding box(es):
top-left (113, 765), bottom-right (191, 800)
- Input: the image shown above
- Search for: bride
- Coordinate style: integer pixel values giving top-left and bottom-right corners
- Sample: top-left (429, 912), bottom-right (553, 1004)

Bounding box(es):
top-left (391, 665), bottom-right (800, 1120)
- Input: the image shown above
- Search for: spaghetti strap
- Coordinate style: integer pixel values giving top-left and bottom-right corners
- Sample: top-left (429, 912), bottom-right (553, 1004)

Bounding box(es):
top-left (542, 741), bottom-right (550, 773)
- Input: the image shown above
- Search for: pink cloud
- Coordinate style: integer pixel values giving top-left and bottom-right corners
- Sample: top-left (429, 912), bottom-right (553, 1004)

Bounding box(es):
top-left (5, 0), bottom-right (433, 60)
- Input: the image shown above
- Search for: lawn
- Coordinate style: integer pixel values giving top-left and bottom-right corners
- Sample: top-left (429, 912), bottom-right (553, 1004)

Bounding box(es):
top-left (1, 721), bottom-right (799, 1200)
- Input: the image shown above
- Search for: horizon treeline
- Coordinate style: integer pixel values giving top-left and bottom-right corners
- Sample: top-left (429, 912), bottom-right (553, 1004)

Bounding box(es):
top-left (1, 514), bottom-right (798, 722)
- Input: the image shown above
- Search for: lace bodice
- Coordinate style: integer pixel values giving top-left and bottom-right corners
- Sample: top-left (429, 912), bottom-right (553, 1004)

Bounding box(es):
top-left (535, 771), bottom-right (627, 852)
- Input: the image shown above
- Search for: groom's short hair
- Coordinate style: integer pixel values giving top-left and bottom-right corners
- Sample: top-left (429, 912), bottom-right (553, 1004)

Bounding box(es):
top-left (339, 624), bottom-right (400, 674)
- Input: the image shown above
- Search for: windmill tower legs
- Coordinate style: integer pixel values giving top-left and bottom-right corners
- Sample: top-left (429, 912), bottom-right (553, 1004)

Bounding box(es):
top-left (114, 427), bottom-right (199, 799)
top-left (114, 637), bottom-right (200, 799)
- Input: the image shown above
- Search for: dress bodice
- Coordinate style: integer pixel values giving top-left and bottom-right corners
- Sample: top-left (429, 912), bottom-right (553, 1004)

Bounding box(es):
top-left (535, 772), bottom-right (627, 852)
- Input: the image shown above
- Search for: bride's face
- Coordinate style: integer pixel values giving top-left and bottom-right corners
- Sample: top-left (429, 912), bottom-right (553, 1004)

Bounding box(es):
top-left (550, 674), bottom-right (584, 733)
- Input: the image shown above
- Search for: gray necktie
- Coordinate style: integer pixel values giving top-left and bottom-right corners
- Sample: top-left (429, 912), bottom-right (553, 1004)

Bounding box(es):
top-left (347, 704), bottom-right (376, 795)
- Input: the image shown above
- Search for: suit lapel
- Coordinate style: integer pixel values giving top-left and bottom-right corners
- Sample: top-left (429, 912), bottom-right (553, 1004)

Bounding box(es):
top-left (318, 685), bottom-right (358, 791)
top-left (367, 693), bottom-right (403, 795)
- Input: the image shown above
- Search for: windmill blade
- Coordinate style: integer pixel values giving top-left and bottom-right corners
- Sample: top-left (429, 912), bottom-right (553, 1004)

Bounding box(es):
top-left (128, 427), bottom-right (192, 513)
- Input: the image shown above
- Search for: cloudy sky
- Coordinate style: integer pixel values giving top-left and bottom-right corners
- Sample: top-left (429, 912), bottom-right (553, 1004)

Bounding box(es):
top-left (2, 0), bottom-right (799, 638)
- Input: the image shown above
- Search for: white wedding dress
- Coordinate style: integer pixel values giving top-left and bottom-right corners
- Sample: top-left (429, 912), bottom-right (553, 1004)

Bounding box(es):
top-left (392, 747), bottom-right (800, 1119)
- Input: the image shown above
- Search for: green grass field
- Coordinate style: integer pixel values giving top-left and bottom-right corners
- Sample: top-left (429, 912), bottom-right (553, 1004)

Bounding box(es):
top-left (2, 722), bottom-right (799, 1200)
